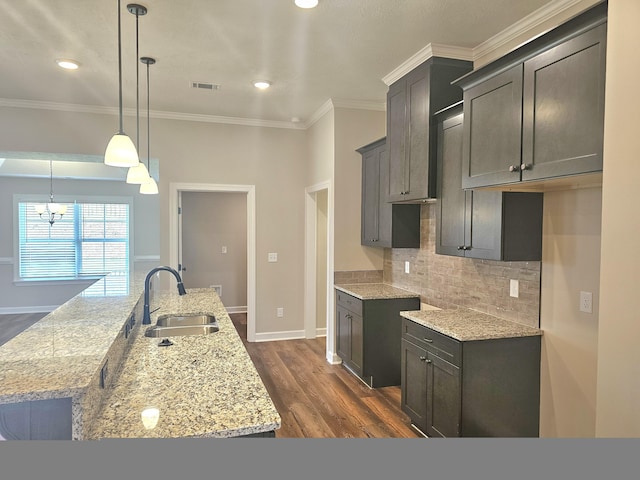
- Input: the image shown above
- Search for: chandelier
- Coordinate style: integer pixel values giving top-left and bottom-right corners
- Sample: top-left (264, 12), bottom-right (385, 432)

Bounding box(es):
top-left (35, 160), bottom-right (67, 225)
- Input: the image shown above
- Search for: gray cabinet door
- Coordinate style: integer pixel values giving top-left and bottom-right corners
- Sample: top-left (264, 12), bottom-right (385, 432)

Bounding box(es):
top-left (436, 109), bottom-right (466, 256)
top-left (462, 65), bottom-right (523, 188)
top-left (400, 338), bottom-right (428, 433)
top-left (387, 80), bottom-right (407, 201)
top-left (361, 148), bottom-right (380, 245)
top-left (377, 145), bottom-right (392, 246)
top-left (336, 304), bottom-right (350, 363)
top-left (426, 353), bottom-right (461, 438)
top-left (349, 311), bottom-right (363, 376)
top-left (521, 23), bottom-right (606, 181)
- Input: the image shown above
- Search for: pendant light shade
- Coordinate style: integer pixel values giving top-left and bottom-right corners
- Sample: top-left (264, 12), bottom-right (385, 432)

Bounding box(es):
top-left (105, 0), bottom-right (139, 168)
top-left (126, 161), bottom-right (150, 183)
top-left (140, 176), bottom-right (158, 194)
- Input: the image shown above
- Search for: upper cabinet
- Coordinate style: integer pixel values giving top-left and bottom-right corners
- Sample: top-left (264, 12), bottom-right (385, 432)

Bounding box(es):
top-left (357, 138), bottom-right (420, 248)
top-left (387, 58), bottom-right (473, 203)
top-left (455, 2), bottom-right (607, 189)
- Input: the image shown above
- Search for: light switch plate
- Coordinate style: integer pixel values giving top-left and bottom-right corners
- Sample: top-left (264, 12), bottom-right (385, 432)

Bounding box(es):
top-left (510, 279), bottom-right (519, 298)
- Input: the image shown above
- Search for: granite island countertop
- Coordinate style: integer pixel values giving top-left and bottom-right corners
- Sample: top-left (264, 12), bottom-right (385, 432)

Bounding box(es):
top-left (335, 283), bottom-right (420, 300)
top-left (400, 308), bottom-right (543, 341)
top-left (0, 272), bottom-right (280, 440)
top-left (87, 288), bottom-right (280, 439)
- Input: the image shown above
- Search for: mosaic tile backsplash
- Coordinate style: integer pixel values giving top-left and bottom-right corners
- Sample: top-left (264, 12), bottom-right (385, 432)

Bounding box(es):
top-left (384, 203), bottom-right (541, 328)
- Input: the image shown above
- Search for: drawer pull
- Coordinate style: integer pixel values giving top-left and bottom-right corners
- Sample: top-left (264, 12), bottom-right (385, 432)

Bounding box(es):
top-left (423, 338), bottom-right (433, 343)
top-left (419, 356), bottom-right (427, 361)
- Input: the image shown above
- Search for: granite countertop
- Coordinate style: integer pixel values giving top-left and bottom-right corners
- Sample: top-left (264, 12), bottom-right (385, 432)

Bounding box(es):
top-left (0, 272), bottom-right (280, 440)
top-left (400, 308), bottom-right (543, 341)
top-left (335, 283), bottom-right (420, 300)
top-left (87, 288), bottom-right (280, 439)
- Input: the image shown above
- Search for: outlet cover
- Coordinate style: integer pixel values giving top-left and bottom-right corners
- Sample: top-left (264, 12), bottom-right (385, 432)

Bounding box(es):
top-left (221, 246), bottom-right (227, 254)
top-left (268, 253), bottom-right (278, 262)
top-left (510, 279), bottom-right (519, 298)
top-left (580, 291), bottom-right (593, 313)
top-left (277, 307), bottom-right (284, 318)
top-left (404, 261), bottom-right (410, 274)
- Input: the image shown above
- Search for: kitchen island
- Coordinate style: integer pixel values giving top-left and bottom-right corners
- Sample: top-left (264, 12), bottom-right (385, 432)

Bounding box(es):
top-left (0, 272), bottom-right (280, 440)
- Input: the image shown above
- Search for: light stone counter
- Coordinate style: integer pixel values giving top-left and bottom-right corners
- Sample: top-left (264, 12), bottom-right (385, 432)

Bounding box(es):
top-left (87, 288), bottom-right (281, 439)
top-left (400, 308), bottom-right (543, 341)
top-left (0, 273), bottom-right (280, 440)
top-left (335, 283), bottom-right (420, 300)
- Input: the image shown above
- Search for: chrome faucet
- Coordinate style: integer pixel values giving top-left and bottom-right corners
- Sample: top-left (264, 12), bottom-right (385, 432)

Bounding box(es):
top-left (142, 266), bottom-right (187, 325)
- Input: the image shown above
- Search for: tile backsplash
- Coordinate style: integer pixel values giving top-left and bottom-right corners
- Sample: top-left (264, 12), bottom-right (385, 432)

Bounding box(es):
top-left (334, 269), bottom-right (383, 285)
top-left (383, 203), bottom-right (541, 328)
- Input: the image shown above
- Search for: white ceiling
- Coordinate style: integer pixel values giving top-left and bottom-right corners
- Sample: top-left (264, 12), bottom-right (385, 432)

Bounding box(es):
top-left (0, 0), bottom-right (555, 128)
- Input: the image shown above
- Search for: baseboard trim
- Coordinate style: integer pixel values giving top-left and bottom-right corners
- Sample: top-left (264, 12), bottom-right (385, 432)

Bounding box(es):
top-left (253, 329), bottom-right (306, 342)
top-left (0, 305), bottom-right (58, 314)
top-left (225, 306), bottom-right (248, 314)
top-left (326, 352), bottom-right (342, 365)
top-left (315, 327), bottom-right (327, 337)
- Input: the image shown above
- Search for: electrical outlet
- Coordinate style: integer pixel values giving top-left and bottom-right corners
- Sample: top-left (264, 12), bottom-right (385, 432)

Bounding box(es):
top-left (580, 291), bottom-right (593, 313)
top-left (510, 279), bottom-right (519, 298)
top-left (404, 261), bottom-right (410, 274)
top-left (268, 253), bottom-right (278, 262)
top-left (276, 307), bottom-right (284, 318)
top-left (221, 246), bottom-right (227, 254)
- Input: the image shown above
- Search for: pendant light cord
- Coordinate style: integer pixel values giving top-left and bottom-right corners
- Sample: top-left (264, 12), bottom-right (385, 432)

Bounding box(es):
top-left (117, 0), bottom-right (124, 134)
top-left (135, 9), bottom-right (140, 151)
top-left (49, 160), bottom-right (54, 201)
top-left (146, 59), bottom-right (151, 171)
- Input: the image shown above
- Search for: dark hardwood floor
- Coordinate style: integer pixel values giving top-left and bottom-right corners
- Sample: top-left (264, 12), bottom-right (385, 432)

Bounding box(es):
top-left (229, 313), bottom-right (421, 438)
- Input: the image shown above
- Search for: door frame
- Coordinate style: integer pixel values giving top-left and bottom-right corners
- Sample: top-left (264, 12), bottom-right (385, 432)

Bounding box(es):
top-left (169, 183), bottom-right (257, 342)
top-left (304, 180), bottom-right (339, 364)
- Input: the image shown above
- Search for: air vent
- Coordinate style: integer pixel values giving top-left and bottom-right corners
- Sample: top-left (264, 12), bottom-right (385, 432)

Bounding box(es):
top-left (191, 81), bottom-right (220, 91)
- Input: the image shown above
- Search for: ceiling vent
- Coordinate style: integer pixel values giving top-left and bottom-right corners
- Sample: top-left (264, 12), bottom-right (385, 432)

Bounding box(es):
top-left (191, 81), bottom-right (220, 91)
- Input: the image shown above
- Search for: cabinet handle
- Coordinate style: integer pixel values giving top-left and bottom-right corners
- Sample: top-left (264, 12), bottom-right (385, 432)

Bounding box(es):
top-left (457, 246), bottom-right (464, 250)
top-left (520, 163), bottom-right (531, 171)
top-left (508, 165), bottom-right (519, 172)
top-left (463, 246), bottom-right (471, 251)
top-left (423, 338), bottom-right (433, 343)
top-left (419, 356), bottom-right (427, 361)
top-left (426, 359), bottom-right (432, 364)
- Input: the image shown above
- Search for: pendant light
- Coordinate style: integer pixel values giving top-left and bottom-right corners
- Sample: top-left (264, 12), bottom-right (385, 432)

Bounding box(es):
top-left (126, 4), bottom-right (150, 183)
top-left (104, 0), bottom-right (139, 168)
top-left (34, 160), bottom-right (67, 226)
top-left (140, 56), bottom-right (158, 195)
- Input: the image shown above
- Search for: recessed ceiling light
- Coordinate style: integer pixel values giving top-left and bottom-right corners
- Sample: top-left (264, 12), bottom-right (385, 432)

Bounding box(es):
top-left (295, 0), bottom-right (318, 8)
top-left (56, 59), bottom-right (80, 70)
top-left (253, 80), bottom-right (271, 90)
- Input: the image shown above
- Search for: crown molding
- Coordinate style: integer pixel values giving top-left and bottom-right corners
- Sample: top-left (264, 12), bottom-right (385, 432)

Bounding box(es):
top-left (330, 98), bottom-right (386, 111)
top-left (473, 0), bottom-right (600, 66)
top-left (0, 98), bottom-right (304, 130)
top-left (303, 99), bottom-right (335, 129)
top-left (382, 43), bottom-right (474, 86)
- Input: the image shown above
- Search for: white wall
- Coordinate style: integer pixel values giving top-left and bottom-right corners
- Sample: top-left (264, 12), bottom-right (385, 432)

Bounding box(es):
top-left (595, 0), bottom-right (640, 437)
top-left (540, 187), bottom-right (601, 437)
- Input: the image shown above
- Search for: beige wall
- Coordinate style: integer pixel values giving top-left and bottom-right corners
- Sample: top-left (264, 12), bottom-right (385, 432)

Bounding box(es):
top-left (333, 107), bottom-right (386, 271)
top-left (306, 109), bottom-right (334, 187)
top-left (181, 192), bottom-right (247, 308)
top-left (595, 0), bottom-right (640, 437)
top-left (539, 188), bottom-right (601, 437)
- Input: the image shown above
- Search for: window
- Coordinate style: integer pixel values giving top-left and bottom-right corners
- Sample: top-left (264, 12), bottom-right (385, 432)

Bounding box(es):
top-left (17, 200), bottom-right (131, 294)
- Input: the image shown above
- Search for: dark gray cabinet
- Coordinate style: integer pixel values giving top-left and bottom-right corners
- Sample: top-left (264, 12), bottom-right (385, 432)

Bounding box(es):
top-left (456, 2), bottom-right (607, 189)
top-left (387, 57), bottom-right (472, 202)
top-left (400, 318), bottom-right (541, 437)
top-left (336, 289), bottom-right (420, 388)
top-left (0, 397), bottom-right (72, 440)
top-left (435, 104), bottom-right (544, 261)
top-left (357, 138), bottom-right (420, 248)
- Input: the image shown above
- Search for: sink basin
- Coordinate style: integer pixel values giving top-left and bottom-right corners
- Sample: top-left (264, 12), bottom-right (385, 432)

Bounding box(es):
top-left (144, 324), bottom-right (219, 337)
top-left (156, 313), bottom-right (217, 327)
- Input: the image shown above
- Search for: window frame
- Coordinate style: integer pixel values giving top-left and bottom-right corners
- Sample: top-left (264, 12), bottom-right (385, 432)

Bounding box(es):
top-left (12, 194), bottom-right (135, 285)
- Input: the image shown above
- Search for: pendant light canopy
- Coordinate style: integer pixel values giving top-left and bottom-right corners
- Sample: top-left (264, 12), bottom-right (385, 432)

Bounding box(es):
top-left (126, 3), bottom-right (150, 184)
top-left (105, 0), bottom-right (139, 168)
top-left (140, 56), bottom-right (158, 195)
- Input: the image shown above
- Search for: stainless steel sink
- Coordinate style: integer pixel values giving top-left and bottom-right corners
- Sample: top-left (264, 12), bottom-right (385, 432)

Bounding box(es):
top-left (145, 314), bottom-right (219, 337)
top-left (144, 324), bottom-right (219, 337)
top-left (155, 313), bottom-right (217, 327)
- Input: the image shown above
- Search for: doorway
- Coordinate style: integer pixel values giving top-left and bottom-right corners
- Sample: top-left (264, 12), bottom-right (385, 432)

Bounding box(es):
top-left (304, 180), bottom-right (338, 364)
top-left (170, 183), bottom-right (257, 341)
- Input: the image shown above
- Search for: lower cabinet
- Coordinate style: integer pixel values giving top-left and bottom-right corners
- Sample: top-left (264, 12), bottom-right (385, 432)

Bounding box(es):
top-left (401, 318), bottom-right (540, 437)
top-left (0, 397), bottom-right (72, 440)
top-left (336, 290), bottom-right (420, 388)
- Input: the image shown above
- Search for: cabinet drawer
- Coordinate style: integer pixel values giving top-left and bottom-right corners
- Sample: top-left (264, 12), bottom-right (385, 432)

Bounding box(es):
top-left (402, 318), bottom-right (461, 367)
top-left (336, 291), bottom-right (363, 316)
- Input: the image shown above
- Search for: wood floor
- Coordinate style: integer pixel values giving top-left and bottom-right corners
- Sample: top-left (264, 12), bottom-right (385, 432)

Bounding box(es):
top-left (0, 311), bottom-right (421, 438)
top-left (229, 313), bottom-right (421, 438)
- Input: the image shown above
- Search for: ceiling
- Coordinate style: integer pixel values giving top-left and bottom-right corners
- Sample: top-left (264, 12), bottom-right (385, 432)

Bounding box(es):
top-left (0, 0), bottom-right (555, 128)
